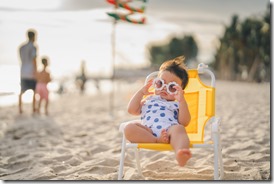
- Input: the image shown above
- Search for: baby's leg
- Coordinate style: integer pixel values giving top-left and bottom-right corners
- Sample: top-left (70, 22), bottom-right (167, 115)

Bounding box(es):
top-left (135, 123), bottom-right (153, 134)
top-left (168, 125), bottom-right (192, 166)
top-left (134, 123), bottom-right (169, 142)
top-left (124, 123), bottom-right (157, 143)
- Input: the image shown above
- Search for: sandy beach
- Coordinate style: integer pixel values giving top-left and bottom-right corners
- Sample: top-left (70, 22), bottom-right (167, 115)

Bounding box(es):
top-left (0, 78), bottom-right (270, 180)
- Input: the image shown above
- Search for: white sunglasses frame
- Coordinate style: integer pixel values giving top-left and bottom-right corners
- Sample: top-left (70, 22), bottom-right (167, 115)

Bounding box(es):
top-left (152, 78), bottom-right (179, 95)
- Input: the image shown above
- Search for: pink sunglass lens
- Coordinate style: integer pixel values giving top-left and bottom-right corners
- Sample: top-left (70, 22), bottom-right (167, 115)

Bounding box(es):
top-left (169, 84), bottom-right (177, 93)
top-left (154, 80), bottom-right (163, 89)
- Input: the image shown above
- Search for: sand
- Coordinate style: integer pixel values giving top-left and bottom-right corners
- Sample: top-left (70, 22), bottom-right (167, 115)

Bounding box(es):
top-left (0, 79), bottom-right (270, 180)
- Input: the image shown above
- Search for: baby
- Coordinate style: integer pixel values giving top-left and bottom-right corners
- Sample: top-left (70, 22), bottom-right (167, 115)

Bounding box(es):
top-left (125, 56), bottom-right (191, 166)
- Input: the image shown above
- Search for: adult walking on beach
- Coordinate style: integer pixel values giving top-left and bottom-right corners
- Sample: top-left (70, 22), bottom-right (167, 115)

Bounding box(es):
top-left (18, 29), bottom-right (38, 114)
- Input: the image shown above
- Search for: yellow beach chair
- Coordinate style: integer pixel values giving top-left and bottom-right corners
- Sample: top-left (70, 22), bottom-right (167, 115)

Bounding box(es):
top-left (118, 63), bottom-right (224, 180)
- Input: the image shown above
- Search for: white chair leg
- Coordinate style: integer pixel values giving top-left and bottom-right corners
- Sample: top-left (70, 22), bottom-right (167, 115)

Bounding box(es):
top-left (213, 133), bottom-right (219, 180)
top-left (218, 137), bottom-right (224, 179)
top-left (118, 134), bottom-right (126, 180)
top-left (212, 117), bottom-right (222, 180)
top-left (134, 148), bottom-right (143, 176)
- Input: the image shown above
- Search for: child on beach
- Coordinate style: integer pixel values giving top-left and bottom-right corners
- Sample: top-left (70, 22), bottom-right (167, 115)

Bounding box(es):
top-left (35, 57), bottom-right (51, 115)
top-left (124, 56), bottom-right (191, 166)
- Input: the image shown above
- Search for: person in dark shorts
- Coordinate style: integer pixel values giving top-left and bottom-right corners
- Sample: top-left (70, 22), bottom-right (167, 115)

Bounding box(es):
top-left (18, 29), bottom-right (38, 114)
top-left (21, 79), bottom-right (37, 93)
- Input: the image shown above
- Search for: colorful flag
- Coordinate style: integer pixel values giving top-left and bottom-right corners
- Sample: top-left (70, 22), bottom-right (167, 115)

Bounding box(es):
top-left (106, 0), bottom-right (147, 24)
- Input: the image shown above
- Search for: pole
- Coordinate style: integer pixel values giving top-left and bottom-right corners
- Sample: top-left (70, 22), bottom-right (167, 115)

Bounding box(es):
top-left (110, 0), bottom-right (118, 117)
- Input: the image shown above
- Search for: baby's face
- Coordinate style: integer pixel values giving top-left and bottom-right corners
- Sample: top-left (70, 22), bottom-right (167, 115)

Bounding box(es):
top-left (155, 71), bottom-right (182, 101)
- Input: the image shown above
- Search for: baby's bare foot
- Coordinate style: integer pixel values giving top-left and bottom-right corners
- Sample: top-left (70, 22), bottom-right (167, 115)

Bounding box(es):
top-left (176, 149), bottom-right (191, 167)
top-left (156, 129), bottom-right (169, 143)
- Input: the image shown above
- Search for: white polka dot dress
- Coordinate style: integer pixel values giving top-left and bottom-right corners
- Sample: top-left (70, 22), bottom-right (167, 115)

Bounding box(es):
top-left (141, 95), bottom-right (179, 137)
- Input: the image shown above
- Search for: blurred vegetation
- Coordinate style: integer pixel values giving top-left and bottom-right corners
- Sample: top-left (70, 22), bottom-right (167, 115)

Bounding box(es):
top-left (147, 35), bottom-right (198, 69)
top-left (147, 4), bottom-right (270, 82)
top-left (211, 4), bottom-right (270, 82)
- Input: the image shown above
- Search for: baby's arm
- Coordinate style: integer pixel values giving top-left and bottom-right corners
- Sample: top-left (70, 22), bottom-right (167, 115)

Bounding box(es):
top-left (173, 86), bottom-right (191, 126)
top-left (178, 96), bottom-right (191, 127)
top-left (127, 79), bottom-right (153, 116)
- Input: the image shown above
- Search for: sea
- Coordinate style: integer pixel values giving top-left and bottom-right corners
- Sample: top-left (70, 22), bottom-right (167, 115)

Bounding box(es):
top-left (0, 64), bottom-right (129, 107)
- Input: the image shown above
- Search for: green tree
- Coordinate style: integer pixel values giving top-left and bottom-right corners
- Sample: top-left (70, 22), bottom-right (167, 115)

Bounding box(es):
top-left (147, 34), bottom-right (198, 68)
top-left (212, 4), bottom-right (270, 82)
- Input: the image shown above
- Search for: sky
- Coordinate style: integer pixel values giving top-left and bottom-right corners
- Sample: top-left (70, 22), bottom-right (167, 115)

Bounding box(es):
top-left (0, 0), bottom-right (270, 79)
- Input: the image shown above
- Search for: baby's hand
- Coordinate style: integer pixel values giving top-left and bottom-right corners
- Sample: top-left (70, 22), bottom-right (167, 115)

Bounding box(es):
top-left (141, 79), bottom-right (154, 96)
top-left (172, 85), bottom-right (185, 102)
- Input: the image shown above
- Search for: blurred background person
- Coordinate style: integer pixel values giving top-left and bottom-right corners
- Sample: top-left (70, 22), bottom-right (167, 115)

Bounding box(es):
top-left (75, 60), bottom-right (87, 94)
top-left (36, 57), bottom-right (51, 115)
top-left (18, 29), bottom-right (38, 114)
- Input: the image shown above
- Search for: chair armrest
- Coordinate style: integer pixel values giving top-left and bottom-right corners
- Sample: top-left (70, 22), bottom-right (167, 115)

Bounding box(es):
top-left (119, 119), bottom-right (141, 133)
top-left (197, 63), bottom-right (216, 87)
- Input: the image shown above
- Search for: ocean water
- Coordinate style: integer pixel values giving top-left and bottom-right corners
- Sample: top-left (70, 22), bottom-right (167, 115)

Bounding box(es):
top-left (0, 64), bottom-right (56, 106)
top-left (0, 64), bottom-right (123, 107)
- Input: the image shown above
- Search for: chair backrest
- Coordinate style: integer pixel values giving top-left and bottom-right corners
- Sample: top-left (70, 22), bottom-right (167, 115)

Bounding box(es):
top-left (184, 69), bottom-right (215, 143)
top-left (145, 66), bottom-right (216, 144)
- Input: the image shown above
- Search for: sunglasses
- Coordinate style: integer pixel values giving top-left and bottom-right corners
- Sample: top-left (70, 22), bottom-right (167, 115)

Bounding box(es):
top-left (152, 78), bottom-right (179, 95)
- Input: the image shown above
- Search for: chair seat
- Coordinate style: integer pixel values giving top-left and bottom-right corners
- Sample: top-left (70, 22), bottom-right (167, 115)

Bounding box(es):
top-left (136, 143), bottom-right (173, 151)
top-left (129, 140), bottom-right (214, 151)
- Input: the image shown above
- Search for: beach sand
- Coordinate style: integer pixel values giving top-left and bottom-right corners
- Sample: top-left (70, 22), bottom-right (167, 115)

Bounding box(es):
top-left (0, 79), bottom-right (270, 180)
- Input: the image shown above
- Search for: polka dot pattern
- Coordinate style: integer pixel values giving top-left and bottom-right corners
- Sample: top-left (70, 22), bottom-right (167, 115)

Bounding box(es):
top-left (141, 95), bottom-right (180, 137)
